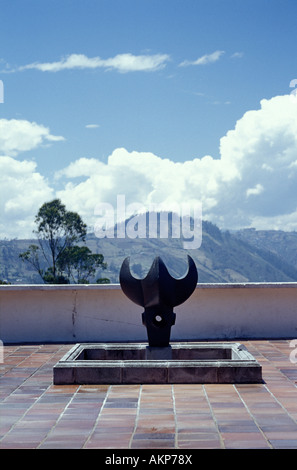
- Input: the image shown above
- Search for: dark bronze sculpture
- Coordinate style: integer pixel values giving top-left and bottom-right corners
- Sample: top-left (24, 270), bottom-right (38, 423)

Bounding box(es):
top-left (120, 255), bottom-right (198, 347)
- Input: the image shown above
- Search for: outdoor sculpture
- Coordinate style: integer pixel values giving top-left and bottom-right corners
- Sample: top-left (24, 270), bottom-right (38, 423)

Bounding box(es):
top-left (54, 254), bottom-right (262, 384)
top-left (119, 255), bottom-right (198, 347)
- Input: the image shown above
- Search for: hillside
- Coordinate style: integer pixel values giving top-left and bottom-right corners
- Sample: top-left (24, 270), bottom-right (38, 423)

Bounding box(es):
top-left (1, 220), bottom-right (297, 284)
top-left (233, 228), bottom-right (297, 271)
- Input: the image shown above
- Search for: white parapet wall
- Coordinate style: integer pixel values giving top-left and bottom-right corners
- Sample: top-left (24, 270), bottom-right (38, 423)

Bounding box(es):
top-left (0, 283), bottom-right (296, 344)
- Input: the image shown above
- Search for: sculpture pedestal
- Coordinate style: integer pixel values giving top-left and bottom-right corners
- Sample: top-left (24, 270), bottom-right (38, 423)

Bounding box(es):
top-left (145, 346), bottom-right (172, 360)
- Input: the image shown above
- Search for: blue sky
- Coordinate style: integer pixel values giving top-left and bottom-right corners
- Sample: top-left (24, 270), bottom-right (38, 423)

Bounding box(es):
top-left (1, 0), bottom-right (297, 239)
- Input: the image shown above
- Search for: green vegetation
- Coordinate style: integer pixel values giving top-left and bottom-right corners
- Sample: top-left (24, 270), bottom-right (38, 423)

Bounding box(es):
top-left (18, 199), bottom-right (109, 284)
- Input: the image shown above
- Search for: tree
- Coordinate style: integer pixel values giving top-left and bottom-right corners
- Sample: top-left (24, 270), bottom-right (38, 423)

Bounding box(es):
top-left (19, 199), bottom-right (109, 284)
top-left (57, 246), bottom-right (107, 284)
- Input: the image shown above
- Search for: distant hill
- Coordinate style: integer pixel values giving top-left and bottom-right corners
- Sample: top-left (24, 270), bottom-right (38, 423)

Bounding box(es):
top-left (233, 228), bottom-right (297, 271)
top-left (1, 219), bottom-right (297, 284)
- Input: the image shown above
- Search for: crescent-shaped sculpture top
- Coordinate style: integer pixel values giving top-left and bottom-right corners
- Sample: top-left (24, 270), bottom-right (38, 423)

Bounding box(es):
top-left (119, 255), bottom-right (198, 308)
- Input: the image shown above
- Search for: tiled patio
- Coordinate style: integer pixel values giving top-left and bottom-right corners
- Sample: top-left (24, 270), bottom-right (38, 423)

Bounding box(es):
top-left (0, 340), bottom-right (296, 449)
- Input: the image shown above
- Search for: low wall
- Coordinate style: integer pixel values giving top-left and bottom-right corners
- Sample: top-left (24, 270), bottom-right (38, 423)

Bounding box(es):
top-left (0, 283), bottom-right (296, 344)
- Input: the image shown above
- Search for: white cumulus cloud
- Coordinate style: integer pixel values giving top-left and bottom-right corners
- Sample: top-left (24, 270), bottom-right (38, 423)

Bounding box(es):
top-left (0, 156), bottom-right (53, 238)
top-left (214, 94), bottom-right (297, 229)
top-left (0, 119), bottom-right (64, 156)
top-left (1, 94), bottom-right (297, 239)
top-left (55, 94), bottom-right (297, 233)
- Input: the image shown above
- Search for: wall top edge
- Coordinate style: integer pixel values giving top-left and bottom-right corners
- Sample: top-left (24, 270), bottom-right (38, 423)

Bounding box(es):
top-left (0, 282), bottom-right (297, 291)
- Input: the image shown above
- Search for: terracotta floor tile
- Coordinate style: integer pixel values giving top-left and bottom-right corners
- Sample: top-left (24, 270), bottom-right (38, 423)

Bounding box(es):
top-left (268, 439), bottom-right (297, 449)
top-left (178, 439), bottom-right (222, 449)
top-left (131, 439), bottom-right (175, 449)
top-left (1, 340), bottom-right (297, 449)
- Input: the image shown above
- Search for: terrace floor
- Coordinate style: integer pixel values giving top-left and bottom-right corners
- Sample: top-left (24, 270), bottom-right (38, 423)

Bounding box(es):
top-left (1, 340), bottom-right (297, 449)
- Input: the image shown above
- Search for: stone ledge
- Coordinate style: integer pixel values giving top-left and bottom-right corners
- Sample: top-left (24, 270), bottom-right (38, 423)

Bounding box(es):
top-left (1, 282), bottom-right (296, 291)
top-left (53, 342), bottom-right (263, 385)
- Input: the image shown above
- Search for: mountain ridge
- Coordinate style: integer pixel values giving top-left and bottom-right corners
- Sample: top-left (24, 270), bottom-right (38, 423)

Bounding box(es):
top-left (1, 220), bottom-right (297, 284)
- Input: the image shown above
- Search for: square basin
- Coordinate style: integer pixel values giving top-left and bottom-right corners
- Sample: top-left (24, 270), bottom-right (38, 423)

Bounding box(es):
top-left (53, 342), bottom-right (262, 384)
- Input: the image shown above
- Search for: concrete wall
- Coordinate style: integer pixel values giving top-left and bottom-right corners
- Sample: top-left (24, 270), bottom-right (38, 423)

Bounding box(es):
top-left (0, 283), bottom-right (296, 344)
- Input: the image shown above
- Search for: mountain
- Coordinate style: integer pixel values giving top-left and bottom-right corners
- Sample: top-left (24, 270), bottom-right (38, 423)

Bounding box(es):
top-left (1, 219), bottom-right (297, 284)
top-left (233, 228), bottom-right (297, 271)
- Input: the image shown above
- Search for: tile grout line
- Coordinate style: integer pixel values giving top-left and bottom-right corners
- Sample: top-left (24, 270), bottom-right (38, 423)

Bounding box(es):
top-left (202, 385), bottom-right (225, 449)
top-left (1, 344), bottom-right (43, 381)
top-left (246, 340), bottom-right (297, 389)
top-left (33, 345), bottom-right (81, 448)
top-left (0, 345), bottom-right (66, 444)
top-left (261, 341), bottom-right (297, 389)
top-left (251, 340), bottom-right (297, 423)
top-left (233, 384), bottom-right (273, 448)
top-left (262, 383), bottom-right (297, 425)
top-left (128, 385), bottom-right (143, 449)
top-left (171, 385), bottom-right (178, 449)
top-left (36, 383), bottom-right (82, 448)
top-left (82, 385), bottom-right (112, 449)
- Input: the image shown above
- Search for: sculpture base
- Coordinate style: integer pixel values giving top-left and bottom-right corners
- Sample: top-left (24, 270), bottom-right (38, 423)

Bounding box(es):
top-left (53, 342), bottom-right (262, 385)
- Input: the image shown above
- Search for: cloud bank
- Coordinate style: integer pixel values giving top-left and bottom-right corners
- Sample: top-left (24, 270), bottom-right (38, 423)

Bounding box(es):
top-left (1, 94), bottom-right (297, 239)
top-left (55, 94), bottom-right (297, 233)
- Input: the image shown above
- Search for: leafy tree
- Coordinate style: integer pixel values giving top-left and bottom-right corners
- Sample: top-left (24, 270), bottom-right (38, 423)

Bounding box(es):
top-left (19, 244), bottom-right (44, 280)
top-left (57, 246), bottom-right (107, 284)
top-left (19, 199), bottom-right (109, 284)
